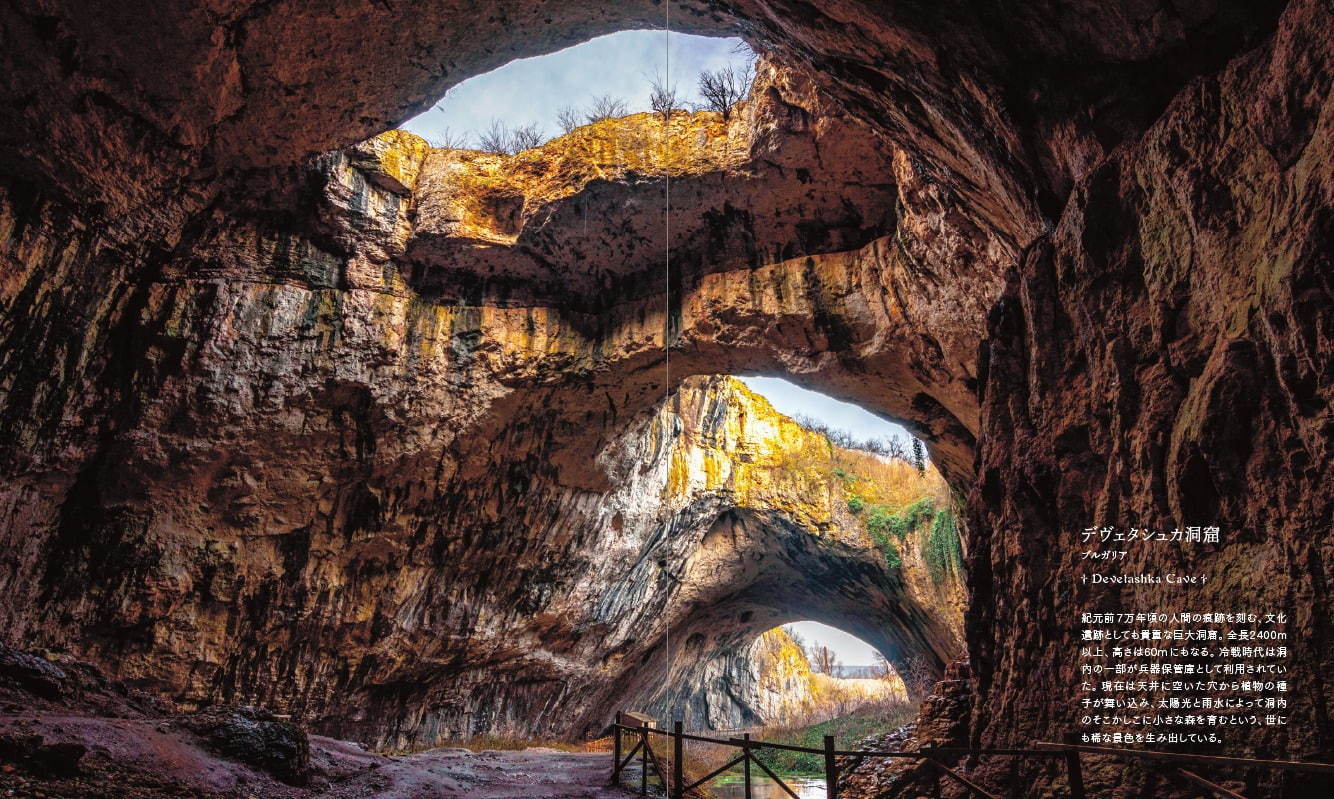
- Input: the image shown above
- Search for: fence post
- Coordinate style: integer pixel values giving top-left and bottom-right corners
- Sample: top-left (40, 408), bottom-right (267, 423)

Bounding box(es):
top-left (612, 712), bottom-right (622, 785)
top-left (747, 736), bottom-right (757, 799)
top-left (1063, 732), bottom-right (1086, 799)
top-left (640, 722), bottom-right (648, 796)
top-left (673, 720), bottom-right (684, 799)
top-left (824, 734), bottom-right (839, 799)
top-left (741, 730), bottom-right (752, 799)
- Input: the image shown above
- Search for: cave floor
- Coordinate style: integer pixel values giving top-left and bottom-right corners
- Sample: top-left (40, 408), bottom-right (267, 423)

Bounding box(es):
top-left (314, 746), bottom-right (634, 799)
top-left (0, 709), bottom-right (633, 798)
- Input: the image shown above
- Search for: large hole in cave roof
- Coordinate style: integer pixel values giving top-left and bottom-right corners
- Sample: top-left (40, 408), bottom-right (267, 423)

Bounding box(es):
top-left (402, 30), bottom-right (757, 149)
top-left (738, 376), bottom-right (919, 462)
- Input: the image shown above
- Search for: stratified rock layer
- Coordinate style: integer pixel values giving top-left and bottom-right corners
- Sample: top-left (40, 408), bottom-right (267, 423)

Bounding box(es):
top-left (0, 1), bottom-right (1329, 796)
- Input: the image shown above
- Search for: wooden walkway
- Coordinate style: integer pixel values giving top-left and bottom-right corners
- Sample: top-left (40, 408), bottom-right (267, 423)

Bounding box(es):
top-left (611, 711), bottom-right (1334, 799)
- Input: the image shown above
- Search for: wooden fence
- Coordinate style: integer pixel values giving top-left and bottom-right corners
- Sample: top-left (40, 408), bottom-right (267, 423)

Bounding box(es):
top-left (610, 711), bottom-right (1334, 799)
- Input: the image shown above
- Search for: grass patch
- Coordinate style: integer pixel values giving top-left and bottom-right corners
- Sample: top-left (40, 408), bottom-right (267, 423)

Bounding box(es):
top-left (749, 702), bottom-right (917, 776)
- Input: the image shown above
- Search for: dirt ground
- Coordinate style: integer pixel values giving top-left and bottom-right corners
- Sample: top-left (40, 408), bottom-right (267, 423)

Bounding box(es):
top-left (0, 646), bottom-right (634, 799)
top-left (0, 714), bottom-right (634, 799)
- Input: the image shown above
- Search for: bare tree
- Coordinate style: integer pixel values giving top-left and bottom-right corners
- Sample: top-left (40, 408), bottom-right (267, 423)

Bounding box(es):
top-left (476, 119), bottom-right (546, 155)
top-left (585, 94), bottom-right (628, 123)
top-left (556, 105), bottom-right (583, 134)
top-left (872, 652), bottom-right (894, 680)
top-left (477, 118), bottom-right (513, 154)
top-left (697, 62), bottom-right (754, 120)
top-left (426, 127), bottom-right (470, 150)
top-left (509, 122), bottom-right (544, 152)
top-left (812, 645), bottom-right (839, 675)
top-left (791, 413), bottom-right (912, 463)
top-left (647, 73), bottom-right (680, 121)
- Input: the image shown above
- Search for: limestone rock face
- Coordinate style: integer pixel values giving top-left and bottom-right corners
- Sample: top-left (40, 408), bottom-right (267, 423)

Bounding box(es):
top-left (0, 0), bottom-right (1329, 795)
top-left (0, 60), bottom-right (969, 751)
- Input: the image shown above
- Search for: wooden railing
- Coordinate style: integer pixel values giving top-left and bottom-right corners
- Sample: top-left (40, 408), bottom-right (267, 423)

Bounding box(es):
top-left (610, 711), bottom-right (1334, 798)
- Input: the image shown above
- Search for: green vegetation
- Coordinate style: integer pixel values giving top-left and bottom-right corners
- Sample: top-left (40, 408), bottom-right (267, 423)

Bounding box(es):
top-left (748, 704), bottom-right (917, 776)
top-left (864, 508), bottom-right (902, 569)
top-left (865, 496), bottom-right (934, 541)
top-left (851, 491), bottom-right (962, 581)
top-left (860, 497), bottom-right (935, 572)
top-left (924, 506), bottom-right (963, 583)
top-left (776, 423), bottom-right (961, 580)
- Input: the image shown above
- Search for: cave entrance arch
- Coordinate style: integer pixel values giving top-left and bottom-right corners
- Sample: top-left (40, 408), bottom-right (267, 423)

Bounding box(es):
top-left (572, 502), bottom-right (962, 736)
top-left (662, 620), bottom-right (912, 732)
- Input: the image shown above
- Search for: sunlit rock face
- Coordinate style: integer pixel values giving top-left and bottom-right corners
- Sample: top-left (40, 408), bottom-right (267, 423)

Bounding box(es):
top-left (587, 377), bottom-right (963, 736)
top-left (0, 0), bottom-right (1328, 794)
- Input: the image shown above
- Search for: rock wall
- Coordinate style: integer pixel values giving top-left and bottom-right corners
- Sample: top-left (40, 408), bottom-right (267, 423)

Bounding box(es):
top-left (963, 4), bottom-right (1333, 794)
top-left (1, 59), bottom-right (969, 751)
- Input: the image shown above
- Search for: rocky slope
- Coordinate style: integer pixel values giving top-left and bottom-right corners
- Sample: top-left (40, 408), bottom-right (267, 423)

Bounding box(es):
top-left (0, 1), bottom-right (1329, 796)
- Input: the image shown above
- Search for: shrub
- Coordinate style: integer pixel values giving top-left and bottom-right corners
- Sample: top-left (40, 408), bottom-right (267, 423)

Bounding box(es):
top-left (864, 507), bottom-right (903, 570)
top-left (866, 497), bottom-right (933, 541)
top-left (555, 105), bottom-right (582, 134)
top-left (881, 538), bottom-right (902, 569)
top-left (509, 123), bottom-right (544, 151)
top-left (425, 127), bottom-right (470, 149)
top-left (897, 497), bottom-right (936, 536)
top-left (792, 413), bottom-right (911, 462)
top-left (847, 496), bottom-right (864, 514)
top-left (647, 73), bottom-right (680, 121)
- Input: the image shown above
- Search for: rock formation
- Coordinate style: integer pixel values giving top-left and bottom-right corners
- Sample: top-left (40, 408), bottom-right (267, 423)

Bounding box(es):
top-left (0, 0), bottom-right (1329, 796)
top-left (1, 58), bottom-right (968, 751)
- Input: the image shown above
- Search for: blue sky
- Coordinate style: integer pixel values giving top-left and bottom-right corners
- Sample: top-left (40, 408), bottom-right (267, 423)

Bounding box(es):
top-left (402, 30), bottom-right (751, 147)
top-left (739, 377), bottom-right (912, 449)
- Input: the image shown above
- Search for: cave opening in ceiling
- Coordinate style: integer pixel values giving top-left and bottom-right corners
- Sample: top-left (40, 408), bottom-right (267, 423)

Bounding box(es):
top-left (400, 29), bottom-right (758, 152)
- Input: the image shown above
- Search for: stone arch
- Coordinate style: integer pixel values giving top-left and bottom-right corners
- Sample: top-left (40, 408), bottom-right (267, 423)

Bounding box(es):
top-left (584, 505), bottom-right (957, 734)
